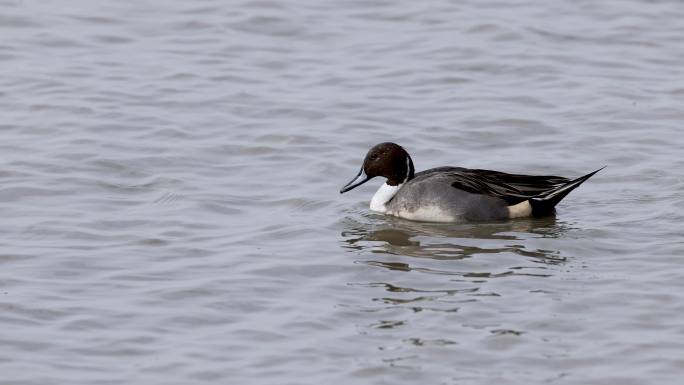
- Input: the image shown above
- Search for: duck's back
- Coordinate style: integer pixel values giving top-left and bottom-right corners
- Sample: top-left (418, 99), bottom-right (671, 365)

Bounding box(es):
top-left (385, 166), bottom-right (570, 222)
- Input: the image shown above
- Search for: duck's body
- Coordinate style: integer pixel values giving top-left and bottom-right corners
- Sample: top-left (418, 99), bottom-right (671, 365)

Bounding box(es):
top-left (372, 167), bottom-right (573, 222)
top-left (340, 143), bottom-right (602, 223)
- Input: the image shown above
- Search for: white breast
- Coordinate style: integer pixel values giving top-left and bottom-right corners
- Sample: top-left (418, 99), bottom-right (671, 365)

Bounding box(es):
top-left (370, 183), bottom-right (401, 213)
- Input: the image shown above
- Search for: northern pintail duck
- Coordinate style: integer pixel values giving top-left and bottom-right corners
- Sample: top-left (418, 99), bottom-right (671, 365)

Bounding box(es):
top-left (340, 142), bottom-right (602, 222)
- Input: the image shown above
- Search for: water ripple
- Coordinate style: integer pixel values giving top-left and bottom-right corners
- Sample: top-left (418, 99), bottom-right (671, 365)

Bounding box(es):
top-left (1, 0), bottom-right (684, 384)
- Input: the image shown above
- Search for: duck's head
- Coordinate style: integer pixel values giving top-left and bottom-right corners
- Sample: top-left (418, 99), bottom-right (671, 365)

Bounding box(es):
top-left (340, 142), bottom-right (415, 194)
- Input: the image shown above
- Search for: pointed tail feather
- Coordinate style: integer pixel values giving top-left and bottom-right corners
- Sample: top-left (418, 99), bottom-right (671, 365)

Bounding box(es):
top-left (529, 167), bottom-right (605, 216)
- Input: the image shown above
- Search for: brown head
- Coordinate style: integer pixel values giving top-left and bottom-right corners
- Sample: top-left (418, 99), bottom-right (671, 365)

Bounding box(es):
top-left (339, 142), bottom-right (415, 193)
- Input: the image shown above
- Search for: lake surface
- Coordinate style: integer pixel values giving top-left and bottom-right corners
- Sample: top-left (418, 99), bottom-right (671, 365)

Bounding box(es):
top-left (1, 0), bottom-right (684, 384)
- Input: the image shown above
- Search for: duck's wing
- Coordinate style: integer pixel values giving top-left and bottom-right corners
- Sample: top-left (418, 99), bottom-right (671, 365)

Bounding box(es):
top-left (415, 167), bottom-right (570, 205)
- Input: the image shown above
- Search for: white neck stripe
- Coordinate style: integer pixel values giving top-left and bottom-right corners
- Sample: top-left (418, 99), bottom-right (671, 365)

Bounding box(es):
top-left (403, 157), bottom-right (410, 183)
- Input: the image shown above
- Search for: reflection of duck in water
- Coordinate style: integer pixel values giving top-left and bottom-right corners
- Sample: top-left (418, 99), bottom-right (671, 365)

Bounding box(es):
top-left (341, 213), bottom-right (567, 264)
top-left (340, 142), bottom-right (602, 222)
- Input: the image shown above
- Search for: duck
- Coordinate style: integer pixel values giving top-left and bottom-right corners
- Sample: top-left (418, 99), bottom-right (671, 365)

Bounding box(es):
top-left (339, 142), bottom-right (602, 222)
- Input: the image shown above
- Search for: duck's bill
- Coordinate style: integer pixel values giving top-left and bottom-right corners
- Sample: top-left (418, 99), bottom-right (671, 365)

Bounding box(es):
top-left (340, 168), bottom-right (370, 193)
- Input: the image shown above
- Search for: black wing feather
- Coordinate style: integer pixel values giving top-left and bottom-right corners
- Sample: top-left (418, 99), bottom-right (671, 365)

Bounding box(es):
top-left (415, 167), bottom-right (570, 205)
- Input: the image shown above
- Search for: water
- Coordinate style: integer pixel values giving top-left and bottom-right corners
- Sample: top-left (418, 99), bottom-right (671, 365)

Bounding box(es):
top-left (1, 0), bottom-right (683, 384)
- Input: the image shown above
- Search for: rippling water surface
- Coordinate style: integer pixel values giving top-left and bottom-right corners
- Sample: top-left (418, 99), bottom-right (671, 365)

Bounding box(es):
top-left (2, 0), bottom-right (684, 384)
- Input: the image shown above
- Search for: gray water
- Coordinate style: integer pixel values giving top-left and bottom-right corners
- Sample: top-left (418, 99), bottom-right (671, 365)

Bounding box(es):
top-left (2, 0), bottom-right (684, 384)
